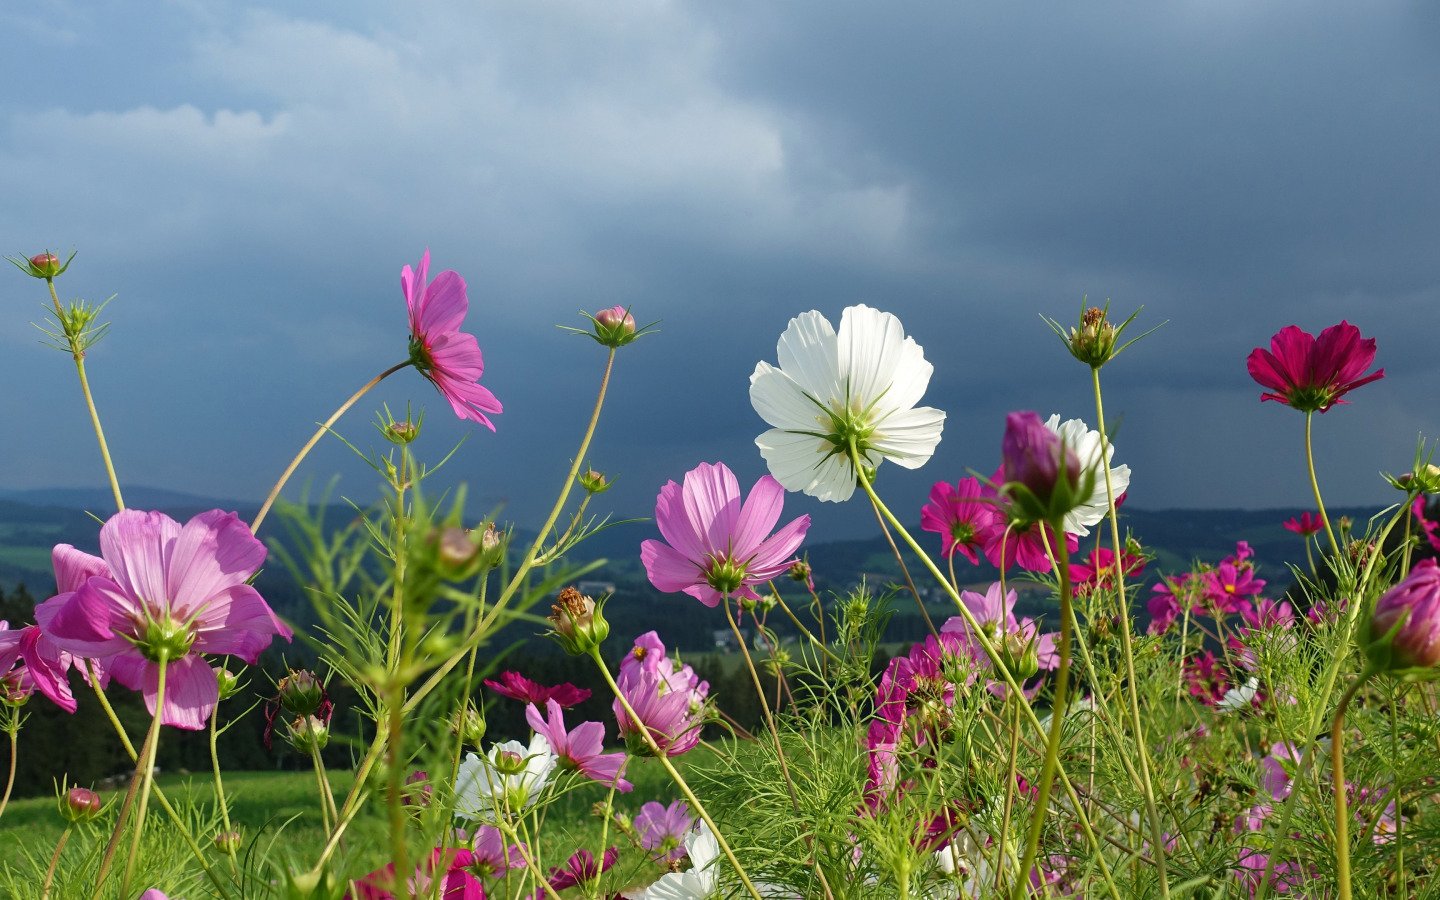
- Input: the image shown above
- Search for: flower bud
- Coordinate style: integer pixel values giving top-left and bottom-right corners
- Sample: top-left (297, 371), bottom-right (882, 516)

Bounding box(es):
top-left (277, 670), bottom-right (326, 717)
top-left (1068, 307), bottom-right (1120, 367)
top-left (578, 468), bottom-right (612, 494)
top-left (214, 829), bottom-right (243, 854)
top-left (451, 706), bottom-right (487, 747)
top-left (1001, 411), bottom-right (1082, 526)
top-left (436, 526), bottom-right (481, 577)
top-left (9, 250), bottom-right (72, 280)
top-left (591, 305), bottom-right (638, 348)
top-left (384, 420), bottom-right (419, 445)
top-left (403, 770), bottom-right (433, 808)
top-left (286, 715), bottom-right (330, 754)
top-left (477, 522), bottom-right (505, 569)
top-left (62, 786), bottom-right (103, 823)
top-left (215, 666), bottom-right (242, 700)
top-left (1364, 559), bottom-right (1440, 674)
top-left (788, 560), bottom-right (811, 583)
top-left (998, 632), bottom-right (1040, 681)
top-left (1398, 464), bottom-right (1440, 494)
top-left (548, 586), bottom-right (609, 655)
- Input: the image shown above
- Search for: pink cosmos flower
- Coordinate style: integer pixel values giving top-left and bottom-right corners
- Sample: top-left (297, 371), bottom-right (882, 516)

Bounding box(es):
top-left (1413, 497), bottom-right (1440, 552)
top-left (640, 462), bottom-right (810, 607)
top-left (404, 249), bottom-right (503, 429)
top-left (1146, 574), bottom-right (1190, 635)
top-left (525, 698), bottom-right (632, 792)
top-left (613, 651), bottom-right (706, 758)
top-left (353, 848), bottom-right (485, 899)
top-left (42, 510), bottom-right (291, 729)
top-left (919, 477), bottom-right (999, 564)
top-left (0, 618), bottom-right (76, 713)
top-left (484, 670), bottom-right (591, 708)
top-left (469, 824), bottom-right (526, 878)
top-left (1282, 511), bottom-right (1324, 537)
top-left (1246, 321), bottom-right (1384, 413)
top-left (1365, 558), bottom-right (1440, 670)
top-left (1202, 560), bottom-right (1266, 615)
top-left (978, 467), bottom-right (1078, 573)
top-left (1069, 546), bottom-right (1147, 594)
top-left (633, 800), bottom-right (694, 864)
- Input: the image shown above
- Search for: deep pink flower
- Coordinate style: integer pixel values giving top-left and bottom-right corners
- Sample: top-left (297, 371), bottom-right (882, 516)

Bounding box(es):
top-left (1246, 321), bottom-right (1384, 413)
top-left (978, 467), bottom-right (1078, 572)
top-left (42, 510), bottom-right (291, 729)
top-left (920, 477), bottom-right (1000, 564)
top-left (1202, 560), bottom-right (1266, 615)
top-left (0, 619), bottom-right (76, 713)
top-left (525, 698), bottom-right (631, 792)
top-left (1413, 497), bottom-right (1440, 552)
top-left (1282, 511), bottom-right (1324, 537)
top-left (640, 461), bottom-right (810, 607)
top-left (352, 848), bottom-right (485, 899)
top-left (404, 249), bottom-right (502, 429)
top-left (1070, 546), bottom-right (1147, 594)
top-left (541, 847), bottom-right (618, 895)
top-left (483, 671), bottom-right (590, 708)
top-left (633, 800), bottom-right (694, 864)
top-left (1146, 574), bottom-right (1190, 635)
top-left (613, 654), bottom-right (705, 758)
top-left (1365, 558), bottom-right (1440, 671)
top-left (1183, 652), bottom-right (1230, 706)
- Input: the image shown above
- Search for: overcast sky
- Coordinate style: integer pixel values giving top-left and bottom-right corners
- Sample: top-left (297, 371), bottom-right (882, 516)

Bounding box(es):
top-left (3, 1), bottom-right (1437, 541)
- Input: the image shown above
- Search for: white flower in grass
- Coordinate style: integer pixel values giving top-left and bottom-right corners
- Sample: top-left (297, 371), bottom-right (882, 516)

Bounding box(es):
top-left (454, 732), bottom-right (555, 821)
top-left (750, 305), bottom-right (946, 502)
top-left (1043, 414), bottom-right (1131, 537)
top-left (625, 821), bottom-right (720, 899)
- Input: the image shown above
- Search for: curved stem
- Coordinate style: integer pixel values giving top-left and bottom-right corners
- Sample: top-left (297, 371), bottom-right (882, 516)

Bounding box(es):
top-left (251, 360), bottom-right (410, 533)
top-left (1331, 674), bottom-right (1369, 900)
top-left (590, 649), bottom-right (764, 900)
top-left (1014, 521), bottom-right (1073, 898)
top-left (47, 279), bottom-right (124, 511)
top-left (40, 826), bottom-right (71, 900)
top-left (209, 702), bottom-right (239, 875)
top-left (1305, 411), bottom-right (1343, 561)
top-left (1091, 366), bottom-right (1170, 896)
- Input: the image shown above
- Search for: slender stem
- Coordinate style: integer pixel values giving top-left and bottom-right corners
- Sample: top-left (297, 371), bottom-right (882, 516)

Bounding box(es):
top-left (850, 449), bottom-right (1120, 900)
top-left (120, 658), bottom-right (168, 897)
top-left (1331, 674), bottom-right (1369, 900)
top-left (209, 702), bottom-right (239, 875)
top-left (1305, 411), bottom-right (1343, 561)
top-left (0, 725), bottom-right (15, 822)
top-left (251, 360), bottom-right (410, 532)
top-left (768, 585), bottom-right (842, 664)
top-left (590, 649), bottom-right (764, 900)
top-left (869, 499), bottom-right (938, 638)
top-left (997, 698), bottom-right (1021, 893)
top-left (311, 742), bottom-right (336, 835)
top-left (84, 667), bottom-right (234, 899)
top-left (47, 279), bottom-right (125, 511)
top-left (1401, 504), bottom-right (1414, 577)
top-left (40, 827), bottom-right (71, 900)
top-left (383, 448), bottom-right (412, 885)
top-left (1014, 521), bottom-right (1074, 899)
top-left (1091, 366), bottom-right (1170, 896)
top-left (497, 818), bottom-right (566, 900)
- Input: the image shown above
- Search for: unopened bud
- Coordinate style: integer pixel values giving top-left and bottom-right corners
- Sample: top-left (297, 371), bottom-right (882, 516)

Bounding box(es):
top-left (286, 715), bottom-right (330, 753)
top-left (215, 666), bottom-right (242, 700)
top-left (214, 829), bottom-right (243, 854)
top-left (10, 250), bottom-right (71, 280)
top-left (1068, 307), bottom-right (1120, 367)
top-left (998, 632), bottom-right (1040, 681)
top-left (578, 468), bottom-right (611, 494)
top-left (436, 526), bottom-right (480, 577)
top-left (1364, 559), bottom-right (1440, 674)
top-left (62, 786), bottom-right (103, 823)
top-left (591, 305), bottom-right (639, 348)
top-left (1398, 464), bottom-right (1440, 494)
top-left (788, 560), bottom-right (811, 584)
top-left (403, 770), bottom-right (433, 808)
top-left (384, 420), bottom-right (419, 445)
top-left (451, 706), bottom-right (487, 747)
top-left (0, 669), bottom-right (32, 706)
top-left (277, 670), bottom-right (326, 717)
top-left (478, 522), bottom-right (505, 569)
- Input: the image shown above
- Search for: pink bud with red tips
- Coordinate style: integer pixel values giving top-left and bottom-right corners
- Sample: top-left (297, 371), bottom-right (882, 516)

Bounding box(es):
top-left (1365, 559), bottom-right (1440, 673)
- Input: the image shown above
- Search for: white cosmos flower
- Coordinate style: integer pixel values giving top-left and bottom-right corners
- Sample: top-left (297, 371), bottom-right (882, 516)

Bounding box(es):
top-left (750, 305), bottom-right (946, 502)
top-left (624, 821), bottom-right (720, 899)
top-left (454, 732), bottom-right (556, 821)
top-left (1218, 677), bottom-right (1260, 713)
top-left (1043, 414), bottom-right (1130, 537)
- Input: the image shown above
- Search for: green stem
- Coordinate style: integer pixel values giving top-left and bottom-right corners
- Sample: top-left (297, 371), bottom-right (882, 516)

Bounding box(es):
top-left (590, 649), bottom-right (764, 900)
top-left (997, 698), bottom-right (1021, 894)
top-left (1014, 520), bottom-right (1073, 899)
top-left (251, 360), bottom-right (410, 533)
top-left (40, 826), bottom-right (71, 900)
top-left (0, 725), bottom-right (15, 822)
top-left (1331, 674), bottom-right (1369, 900)
top-left (1091, 366), bottom-right (1170, 897)
top-left (120, 658), bottom-right (168, 897)
top-left (1306, 411), bottom-right (1343, 561)
top-left (849, 449), bottom-right (1119, 900)
top-left (47, 279), bottom-right (124, 511)
top-left (84, 665), bottom-right (234, 898)
top-left (311, 741), bottom-right (336, 835)
top-left (209, 701), bottom-right (239, 875)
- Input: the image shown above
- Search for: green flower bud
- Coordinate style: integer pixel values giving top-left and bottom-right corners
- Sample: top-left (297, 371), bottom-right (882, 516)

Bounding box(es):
top-left (62, 786), bottom-right (103, 823)
top-left (214, 829), bottom-right (243, 854)
top-left (548, 586), bottom-right (610, 655)
top-left (215, 666), bottom-right (242, 700)
top-left (277, 670), bottom-right (326, 717)
top-left (578, 468), bottom-right (612, 494)
top-left (286, 715), bottom-right (330, 754)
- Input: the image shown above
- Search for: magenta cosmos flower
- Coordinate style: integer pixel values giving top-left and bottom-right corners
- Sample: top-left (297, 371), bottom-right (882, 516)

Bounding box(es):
top-left (43, 510), bottom-right (292, 729)
top-left (640, 461), bottom-right (810, 607)
top-left (484, 670), bottom-right (591, 708)
top-left (1246, 321), bottom-right (1384, 413)
top-left (920, 477), bottom-right (999, 564)
top-left (404, 249), bottom-right (503, 429)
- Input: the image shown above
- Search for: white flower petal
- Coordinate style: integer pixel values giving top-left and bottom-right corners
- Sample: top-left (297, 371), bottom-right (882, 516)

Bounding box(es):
top-left (869, 406), bottom-right (946, 469)
top-left (749, 363), bottom-right (826, 432)
top-left (775, 310), bottom-right (840, 402)
top-left (838, 305), bottom-right (909, 409)
top-left (1044, 414), bottom-right (1130, 536)
top-left (755, 429), bottom-right (857, 502)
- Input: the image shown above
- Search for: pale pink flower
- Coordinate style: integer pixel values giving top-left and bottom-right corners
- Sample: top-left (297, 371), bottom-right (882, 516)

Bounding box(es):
top-left (404, 249), bottom-right (503, 429)
top-left (634, 799), bottom-right (694, 864)
top-left (641, 462), bottom-right (810, 607)
top-left (42, 510), bottom-right (291, 729)
top-left (526, 698), bottom-right (632, 792)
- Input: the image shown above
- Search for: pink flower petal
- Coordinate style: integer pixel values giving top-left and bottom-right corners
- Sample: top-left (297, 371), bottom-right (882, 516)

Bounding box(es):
top-left (191, 584), bottom-right (292, 663)
top-left (730, 474), bottom-right (785, 558)
top-left (640, 539), bottom-right (702, 595)
top-left (52, 544), bottom-right (110, 594)
top-left (681, 462), bottom-right (741, 556)
top-left (99, 510), bottom-right (181, 613)
top-left (165, 510), bottom-right (266, 617)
